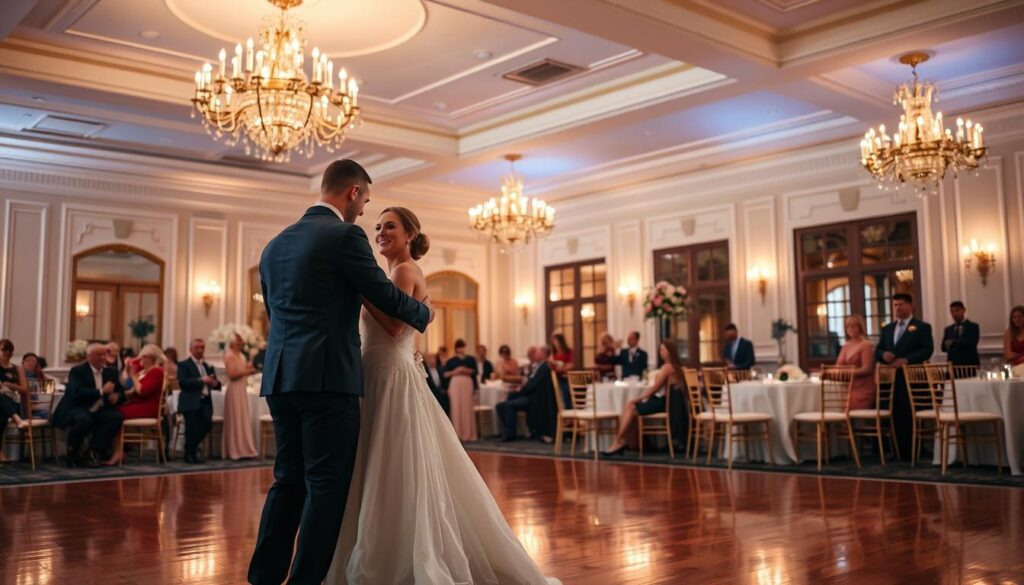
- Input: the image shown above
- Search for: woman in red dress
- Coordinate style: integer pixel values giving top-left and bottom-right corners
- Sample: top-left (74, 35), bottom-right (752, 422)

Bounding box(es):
top-left (1004, 305), bottom-right (1024, 370)
top-left (117, 344), bottom-right (165, 420)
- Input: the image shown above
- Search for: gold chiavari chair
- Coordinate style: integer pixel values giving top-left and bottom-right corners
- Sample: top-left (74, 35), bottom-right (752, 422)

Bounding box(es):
top-left (727, 369), bottom-right (753, 383)
top-left (950, 365), bottom-right (979, 380)
top-left (792, 366), bottom-right (861, 471)
top-left (1, 379), bottom-right (58, 469)
top-left (559, 370), bottom-right (619, 460)
top-left (682, 368), bottom-right (706, 462)
top-left (904, 364), bottom-right (940, 467)
top-left (926, 364), bottom-right (1004, 475)
top-left (120, 374), bottom-right (170, 464)
top-left (637, 379), bottom-right (674, 459)
top-left (702, 367), bottom-right (773, 469)
top-left (259, 413), bottom-right (275, 460)
top-left (848, 365), bottom-right (901, 465)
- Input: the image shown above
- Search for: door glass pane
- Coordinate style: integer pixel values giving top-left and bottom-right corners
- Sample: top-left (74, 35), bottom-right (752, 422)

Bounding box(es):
top-left (696, 291), bottom-right (729, 364)
top-left (802, 233), bottom-right (824, 270)
top-left (860, 222), bottom-right (887, 265)
top-left (805, 277), bottom-right (850, 359)
top-left (122, 290), bottom-right (159, 352)
top-left (450, 308), bottom-right (477, 349)
top-left (863, 270), bottom-right (915, 341)
top-left (593, 263), bottom-right (607, 296)
top-left (580, 264), bottom-right (594, 298)
top-left (655, 251), bottom-right (689, 286)
top-left (75, 288), bottom-right (113, 342)
top-left (823, 231), bottom-right (849, 269)
top-left (549, 270), bottom-right (562, 302)
top-left (560, 268), bottom-right (575, 301)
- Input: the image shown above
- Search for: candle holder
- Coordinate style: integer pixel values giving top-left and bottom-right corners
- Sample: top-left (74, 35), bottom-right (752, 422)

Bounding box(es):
top-left (962, 239), bottom-right (996, 286)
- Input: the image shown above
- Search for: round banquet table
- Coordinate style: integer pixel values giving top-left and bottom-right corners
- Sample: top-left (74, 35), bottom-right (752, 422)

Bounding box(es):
top-left (932, 378), bottom-right (1024, 475)
top-left (727, 379), bottom-right (823, 465)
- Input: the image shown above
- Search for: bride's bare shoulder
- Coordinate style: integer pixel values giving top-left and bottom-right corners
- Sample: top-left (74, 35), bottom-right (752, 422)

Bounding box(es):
top-left (390, 260), bottom-right (424, 280)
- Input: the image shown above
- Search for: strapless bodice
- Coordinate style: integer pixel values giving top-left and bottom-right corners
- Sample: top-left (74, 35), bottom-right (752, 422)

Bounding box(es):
top-left (360, 310), bottom-right (416, 358)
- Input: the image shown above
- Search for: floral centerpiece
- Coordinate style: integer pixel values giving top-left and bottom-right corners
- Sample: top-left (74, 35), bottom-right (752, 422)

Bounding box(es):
top-left (771, 318), bottom-right (797, 367)
top-left (208, 323), bottom-right (264, 359)
top-left (65, 339), bottom-right (88, 363)
top-left (775, 364), bottom-right (807, 382)
top-left (643, 281), bottom-right (689, 320)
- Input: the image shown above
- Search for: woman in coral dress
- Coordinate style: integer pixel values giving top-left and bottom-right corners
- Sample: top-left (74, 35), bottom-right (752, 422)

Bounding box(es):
top-left (222, 332), bottom-right (259, 460)
top-left (835, 314), bottom-right (876, 409)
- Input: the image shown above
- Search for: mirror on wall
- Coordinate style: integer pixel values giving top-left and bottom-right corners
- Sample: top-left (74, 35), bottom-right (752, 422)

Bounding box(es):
top-left (72, 245), bottom-right (164, 352)
top-left (248, 266), bottom-right (269, 338)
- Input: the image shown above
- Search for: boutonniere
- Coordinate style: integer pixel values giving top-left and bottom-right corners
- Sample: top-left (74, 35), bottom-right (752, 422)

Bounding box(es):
top-left (908, 325), bottom-right (918, 333)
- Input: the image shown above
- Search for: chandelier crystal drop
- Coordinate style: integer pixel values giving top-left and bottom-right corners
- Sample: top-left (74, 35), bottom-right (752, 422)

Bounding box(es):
top-left (468, 155), bottom-right (555, 253)
top-left (190, 0), bottom-right (361, 163)
top-left (860, 53), bottom-right (986, 197)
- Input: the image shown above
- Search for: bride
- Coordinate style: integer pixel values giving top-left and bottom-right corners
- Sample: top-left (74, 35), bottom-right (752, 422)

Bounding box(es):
top-left (326, 207), bottom-right (559, 585)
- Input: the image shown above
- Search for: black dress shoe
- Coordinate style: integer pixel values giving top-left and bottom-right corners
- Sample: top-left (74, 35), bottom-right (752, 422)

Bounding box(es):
top-left (77, 453), bottom-right (100, 468)
top-left (500, 437), bottom-right (517, 443)
top-left (63, 454), bottom-right (78, 468)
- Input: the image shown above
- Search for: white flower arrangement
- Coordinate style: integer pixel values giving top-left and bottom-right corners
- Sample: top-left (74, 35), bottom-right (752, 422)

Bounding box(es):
top-left (643, 281), bottom-right (689, 320)
top-left (208, 323), bottom-right (265, 357)
top-left (774, 364), bottom-right (807, 382)
top-left (65, 339), bottom-right (88, 362)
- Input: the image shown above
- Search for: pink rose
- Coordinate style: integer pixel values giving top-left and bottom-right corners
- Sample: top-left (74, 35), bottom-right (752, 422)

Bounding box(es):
top-left (653, 296), bottom-right (663, 307)
top-left (655, 281), bottom-right (670, 289)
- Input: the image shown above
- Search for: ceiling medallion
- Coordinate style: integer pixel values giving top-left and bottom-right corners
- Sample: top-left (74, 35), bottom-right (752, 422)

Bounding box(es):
top-left (860, 53), bottom-right (985, 197)
top-left (468, 155), bottom-right (555, 253)
top-left (190, 0), bottom-right (360, 163)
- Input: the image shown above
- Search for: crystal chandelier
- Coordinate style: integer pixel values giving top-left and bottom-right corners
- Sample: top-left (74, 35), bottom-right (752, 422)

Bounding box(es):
top-left (191, 0), bottom-right (361, 163)
top-left (860, 53), bottom-right (985, 196)
top-left (468, 155), bottom-right (555, 252)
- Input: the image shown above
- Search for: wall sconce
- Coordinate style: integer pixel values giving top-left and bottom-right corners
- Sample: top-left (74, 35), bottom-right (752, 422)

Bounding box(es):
top-left (514, 294), bottom-right (531, 325)
top-left (75, 304), bottom-right (91, 318)
top-left (962, 239), bottom-right (996, 286)
top-left (198, 280), bottom-right (222, 317)
top-left (747, 267), bottom-right (769, 305)
top-left (617, 281), bottom-right (640, 315)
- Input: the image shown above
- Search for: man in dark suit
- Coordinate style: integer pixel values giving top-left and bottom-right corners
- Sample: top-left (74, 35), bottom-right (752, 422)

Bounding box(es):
top-left (722, 323), bottom-right (755, 370)
top-left (942, 300), bottom-right (980, 367)
top-left (495, 346), bottom-right (554, 441)
top-left (423, 352), bottom-right (449, 415)
top-left (875, 293), bottom-right (934, 458)
top-left (52, 343), bottom-right (124, 467)
top-left (248, 160), bottom-right (432, 585)
top-left (476, 344), bottom-right (495, 384)
top-left (177, 338), bottom-right (222, 464)
top-left (615, 331), bottom-right (648, 378)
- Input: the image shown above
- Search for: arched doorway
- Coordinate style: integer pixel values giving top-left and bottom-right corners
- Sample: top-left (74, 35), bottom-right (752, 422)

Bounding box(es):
top-left (71, 244), bottom-right (165, 351)
top-left (417, 271), bottom-right (479, 355)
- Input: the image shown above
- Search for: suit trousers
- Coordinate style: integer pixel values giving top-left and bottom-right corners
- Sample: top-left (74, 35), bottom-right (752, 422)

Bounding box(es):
top-left (249, 392), bottom-right (361, 585)
top-left (66, 406), bottom-right (124, 457)
top-left (182, 399), bottom-right (213, 458)
top-left (892, 372), bottom-right (913, 459)
top-left (496, 394), bottom-right (532, 440)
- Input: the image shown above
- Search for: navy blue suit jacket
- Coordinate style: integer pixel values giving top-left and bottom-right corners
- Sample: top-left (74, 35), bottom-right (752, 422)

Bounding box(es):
top-left (177, 358), bottom-right (221, 413)
top-left (875, 318), bottom-right (934, 365)
top-left (615, 348), bottom-right (648, 378)
top-left (942, 320), bottom-right (980, 366)
top-left (53, 363), bottom-right (122, 429)
top-left (723, 338), bottom-right (755, 370)
top-left (259, 206), bottom-right (430, 396)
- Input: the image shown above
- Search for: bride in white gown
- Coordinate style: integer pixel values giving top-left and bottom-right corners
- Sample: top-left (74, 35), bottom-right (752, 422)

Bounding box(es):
top-left (326, 207), bottom-right (559, 585)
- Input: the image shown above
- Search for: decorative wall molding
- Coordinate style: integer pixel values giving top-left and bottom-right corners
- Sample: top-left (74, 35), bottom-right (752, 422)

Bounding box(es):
top-left (186, 218), bottom-right (228, 347)
top-left (234, 222), bottom-right (284, 327)
top-left (0, 200), bottom-right (49, 355)
top-left (646, 205), bottom-right (734, 251)
top-left (742, 197), bottom-right (780, 350)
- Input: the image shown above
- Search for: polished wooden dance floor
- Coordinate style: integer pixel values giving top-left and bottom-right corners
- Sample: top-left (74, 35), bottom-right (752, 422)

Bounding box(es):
top-left (2, 452), bottom-right (1022, 584)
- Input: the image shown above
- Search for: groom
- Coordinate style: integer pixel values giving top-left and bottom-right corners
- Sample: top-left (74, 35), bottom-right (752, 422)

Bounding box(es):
top-left (248, 159), bottom-right (433, 585)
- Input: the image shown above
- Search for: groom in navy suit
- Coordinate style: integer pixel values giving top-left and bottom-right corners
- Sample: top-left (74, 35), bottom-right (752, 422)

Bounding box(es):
top-left (249, 160), bottom-right (433, 585)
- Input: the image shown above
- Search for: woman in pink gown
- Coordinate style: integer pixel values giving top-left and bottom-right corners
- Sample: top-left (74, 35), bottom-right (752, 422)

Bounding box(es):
top-left (222, 332), bottom-right (259, 460)
top-left (835, 314), bottom-right (876, 409)
top-left (444, 339), bottom-right (478, 441)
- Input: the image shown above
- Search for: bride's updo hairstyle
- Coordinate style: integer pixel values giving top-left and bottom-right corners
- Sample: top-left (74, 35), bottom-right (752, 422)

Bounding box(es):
top-left (381, 206), bottom-right (430, 260)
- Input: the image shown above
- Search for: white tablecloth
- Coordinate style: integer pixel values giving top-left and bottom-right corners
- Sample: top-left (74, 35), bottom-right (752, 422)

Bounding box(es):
top-left (932, 378), bottom-right (1024, 475)
top-left (727, 380), bottom-right (820, 464)
top-left (166, 389), bottom-right (269, 456)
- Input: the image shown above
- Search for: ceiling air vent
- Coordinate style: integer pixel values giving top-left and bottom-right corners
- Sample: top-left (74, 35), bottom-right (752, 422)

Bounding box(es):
top-left (503, 59), bottom-right (585, 86)
top-left (27, 115), bottom-right (106, 138)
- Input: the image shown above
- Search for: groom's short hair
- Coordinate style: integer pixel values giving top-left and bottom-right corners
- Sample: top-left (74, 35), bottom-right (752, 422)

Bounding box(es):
top-left (321, 159), bottom-right (372, 194)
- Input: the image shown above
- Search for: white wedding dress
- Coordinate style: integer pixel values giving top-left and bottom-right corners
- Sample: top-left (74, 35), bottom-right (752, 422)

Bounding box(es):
top-left (325, 311), bottom-right (560, 585)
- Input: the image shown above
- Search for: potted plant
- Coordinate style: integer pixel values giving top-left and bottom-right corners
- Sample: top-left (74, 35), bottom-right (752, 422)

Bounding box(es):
top-left (771, 318), bottom-right (796, 367)
top-left (128, 316), bottom-right (156, 349)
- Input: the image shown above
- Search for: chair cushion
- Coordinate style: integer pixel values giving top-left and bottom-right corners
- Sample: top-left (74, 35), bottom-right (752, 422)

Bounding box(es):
top-left (212, 415), bottom-right (224, 422)
top-left (473, 405), bottom-right (493, 412)
top-left (123, 418), bottom-right (159, 427)
top-left (259, 414), bottom-right (273, 422)
top-left (939, 411), bottom-right (1001, 423)
top-left (562, 410), bottom-right (619, 420)
top-left (914, 409), bottom-right (936, 419)
top-left (848, 409), bottom-right (891, 418)
top-left (794, 411), bottom-right (848, 422)
top-left (640, 412), bottom-right (668, 420)
top-left (7, 419), bottom-right (50, 429)
top-left (697, 411), bottom-right (771, 423)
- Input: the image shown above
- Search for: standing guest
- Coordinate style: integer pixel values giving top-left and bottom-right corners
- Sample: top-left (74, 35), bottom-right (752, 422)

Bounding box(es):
top-left (496, 345), bottom-right (520, 378)
top-left (616, 331), bottom-right (648, 379)
top-left (435, 346), bottom-right (450, 392)
top-left (722, 323), bottom-right (755, 370)
top-left (1004, 305), bottom-right (1024, 371)
top-left (942, 301), bottom-right (980, 367)
top-left (875, 293), bottom-right (933, 458)
top-left (0, 340), bottom-right (31, 440)
top-left (422, 353), bottom-right (449, 415)
top-left (835, 315), bottom-right (876, 409)
top-left (594, 333), bottom-right (617, 379)
top-left (51, 343), bottom-right (124, 467)
top-left (476, 344), bottom-right (496, 383)
top-left (444, 339), bottom-right (479, 441)
top-left (177, 338), bottom-right (222, 463)
top-left (163, 347), bottom-right (179, 387)
top-left (117, 344), bottom-right (165, 420)
top-left (223, 332), bottom-right (259, 460)
top-left (603, 340), bottom-right (684, 456)
top-left (495, 346), bottom-right (555, 442)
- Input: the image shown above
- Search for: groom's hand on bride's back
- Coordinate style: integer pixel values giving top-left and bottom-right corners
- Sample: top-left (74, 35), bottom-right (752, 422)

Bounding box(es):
top-left (423, 295), bottom-right (436, 325)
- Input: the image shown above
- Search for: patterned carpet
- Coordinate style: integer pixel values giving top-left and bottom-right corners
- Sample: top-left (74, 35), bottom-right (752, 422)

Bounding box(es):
top-left (0, 456), bottom-right (272, 486)
top-left (463, 438), bottom-right (1024, 488)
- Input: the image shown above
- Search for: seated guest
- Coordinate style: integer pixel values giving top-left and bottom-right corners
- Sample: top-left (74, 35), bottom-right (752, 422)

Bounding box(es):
top-left (722, 323), bottom-right (755, 370)
top-left (616, 331), bottom-right (648, 379)
top-left (118, 344), bottom-right (165, 420)
top-left (0, 339), bottom-right (31, 436)
top-left (550, 333), bottom-right (573, 408)
top-left (20, 352), bottom-right (46, 382)
top-left (444, 339), bottom-right (478, 441)
top-left (1004, 305), bottom-right (1024, 370)
top-left (519, 346), bottom-right (538, 377)
top-left (422, 352), bottom-right (449, 415)
top-left (943, 301), bottom-right (980, 367)
top-left (177, 338), bottom-right (222, 464)
top-left (163, 347), bottom-right (179, 388)
top-left (105, 341), bottom-right (123, 374)
top-left (835, 315), bottom-right (876, 409)
top-left (496, 345), bottom-right (520, 378)
top-left (120, 347), bottom-right (137, 390)
top-left (496, 346), bottom-right (556, 442)
top-left (594, 333), bottom-right (617, 379)
top-left (51, 343), bottom-right (124, 467)
top-left (476, 344), bottom-right (496, 383)
top-left (223, 333), bottom-right (259, 460)
top-left (603, 340), bottom-right (683, 456)
top-left (435, 346), bottom-right (450, 392)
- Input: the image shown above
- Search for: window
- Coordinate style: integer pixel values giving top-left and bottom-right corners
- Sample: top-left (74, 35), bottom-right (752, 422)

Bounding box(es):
top-left (653, 241), bottom-right (730, 366)
top-left (416, 272), bottom-right (479, 354)
top-left (795, 213), bottom-right (921, 369)
top-left (545, 259), bottom-right (608, 369)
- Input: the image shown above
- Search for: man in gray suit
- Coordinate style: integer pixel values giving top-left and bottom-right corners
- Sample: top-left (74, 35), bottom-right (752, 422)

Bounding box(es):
top-left (249, 160), bottom-right (433, 585)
